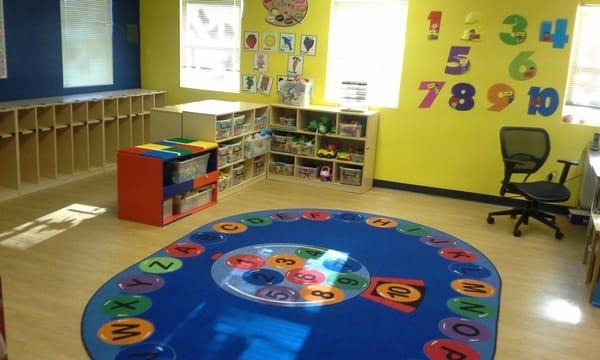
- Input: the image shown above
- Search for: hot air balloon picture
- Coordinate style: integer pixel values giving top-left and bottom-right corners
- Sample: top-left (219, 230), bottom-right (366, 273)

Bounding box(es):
top-left (300, 34), bottom-right (317, 56)
top-left (288, 55), bottom-right (304, 76)
top-left (263, 0), bottom-right (309, 27)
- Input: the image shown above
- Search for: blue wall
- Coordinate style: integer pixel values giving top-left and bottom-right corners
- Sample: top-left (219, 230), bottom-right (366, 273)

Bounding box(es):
top-left (0, 0), bottom-right (140, 102)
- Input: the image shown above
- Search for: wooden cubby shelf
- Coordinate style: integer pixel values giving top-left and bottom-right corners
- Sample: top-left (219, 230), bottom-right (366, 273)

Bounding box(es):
top-left (0, 89), bottom-right (167, 201)
top-left (268, 103), bottom-right (379, 193)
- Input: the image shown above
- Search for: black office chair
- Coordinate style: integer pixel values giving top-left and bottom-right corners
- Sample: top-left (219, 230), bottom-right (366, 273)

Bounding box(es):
top-left (486, 127), bottom-right (579, 239)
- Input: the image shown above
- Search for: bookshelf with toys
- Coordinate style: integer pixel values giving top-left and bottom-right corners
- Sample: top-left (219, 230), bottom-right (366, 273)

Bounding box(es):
top-left (268, 103), bottom-right (379, 193)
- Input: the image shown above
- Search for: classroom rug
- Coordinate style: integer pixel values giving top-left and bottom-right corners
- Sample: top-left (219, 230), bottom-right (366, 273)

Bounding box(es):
top-left (82, 209), bottom-right (501, 360)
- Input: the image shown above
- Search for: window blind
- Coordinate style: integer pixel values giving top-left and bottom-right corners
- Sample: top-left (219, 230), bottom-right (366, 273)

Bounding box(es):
top-left (565, 4), bottom-right (600, 108)
top-left (181, 0), bottom-right (241, 93)
top-left (325, 0), bottom-right (409, 108)
top-left (60, 0), bottom-right (113, 88)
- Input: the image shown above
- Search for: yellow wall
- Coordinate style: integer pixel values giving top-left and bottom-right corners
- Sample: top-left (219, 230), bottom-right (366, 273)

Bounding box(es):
top-left (141, 0), bottom-right (600, 205)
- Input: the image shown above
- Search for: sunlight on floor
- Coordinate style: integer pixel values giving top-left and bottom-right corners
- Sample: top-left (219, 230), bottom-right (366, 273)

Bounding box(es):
top-left (0, 203), bottom-right (106, 250)
top-left (543, 299), bottom-right (583, 325)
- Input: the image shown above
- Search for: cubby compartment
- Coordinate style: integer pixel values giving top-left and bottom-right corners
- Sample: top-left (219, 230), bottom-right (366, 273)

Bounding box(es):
top-left (19, 131), bottom-right (40, 184)
top-left (55, 104), bottom-right (72, 127)
top-left (270, 106), bottom-right (297, 130)
top-left (338, 114), bottom-right (367, 138)
top-left (0, 111), bottom-right (19, 193)
top-left (36, 106), bottom-right (56, 179)
top-left (316, 137), bottom-right (365, 164)
top-left (89, 100), bottom-right (103, 121)
top-left (271, 131), bottom-right (294, 153)
top-left (104, 117), bottom-right (119, 163)
top-left (72, 102), bottom-right (87, 126)
top-left (143, 114), bottom-right (152, 143)
top-left (232, 110), bottom-right (253, 136)
top-left (290, 134), bottom-right (316, 157)
top-left (155, 93), bottom-right (167, 108)
top-left (218, 169), bottom-right (231, 193)
top-left (253, 155), bottom-right (266, 177)
top-left (103, 99), bottom-right (118, 120)
top-left (231, 163), bottom-right (245, 187)
top-left (337, 164), bottom-right (363, 186)
top-left (244, 132), bottom-right (271, 159)
top-left (269, 153), bottom-right (295, 176)
top-left (254, 107), bottom-right (269, 131)
top-left (295, 159), bottom-right (321, 180)
top-left (73, 123), bottom-right (89, 171)
top-left (216, 115), bottom-right (233, 140)
top-left (118, 97), bottom-right (132, 148)
top-left (299, 111), bottom-right (337, 135)
top-left (132, 115), bottom-right (144, 146)
top-left (17, 108), bottom-right (37, 134)
top-left (143, 95), bottom-right (154, 113)
top-left (89, 120), bottom-right (104, 168)
top-left (118, 97), bottom-right (131, 118)
top-left (56, 127), bottom-right (74, 175)
top-left (131, 96), bottom-right (143, 115)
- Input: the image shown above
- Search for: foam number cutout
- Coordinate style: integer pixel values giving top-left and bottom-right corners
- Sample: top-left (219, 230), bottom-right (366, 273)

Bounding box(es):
top-left (487, 84), bottom-right (515, 112)
top-left (461, 12), bottom-right (484, 42)
top-left (449, 83), bottom-right (476, 111)
top-left (500, 15), bottom-right (528, 45)
top-left (509, 51), bottom-right (537, 80)
top-left (445, 46), bottom-right (471, 75)
top-left (428, 11), bottom-right (442, 40)
top-left (418, 81), bottom-right (446, 108)
top-left (528, 87), bottom-right (559, 117)
top-left (540, 19), bottom-right (569, 48)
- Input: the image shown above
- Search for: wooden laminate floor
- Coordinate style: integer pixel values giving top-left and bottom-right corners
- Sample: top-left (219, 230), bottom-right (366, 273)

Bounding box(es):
top-left (0, 171), bottom-right (598, 359)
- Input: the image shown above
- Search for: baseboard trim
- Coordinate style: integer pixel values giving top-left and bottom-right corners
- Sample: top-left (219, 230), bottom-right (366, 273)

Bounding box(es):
top-left (373, 180), bottom-right (570, 215)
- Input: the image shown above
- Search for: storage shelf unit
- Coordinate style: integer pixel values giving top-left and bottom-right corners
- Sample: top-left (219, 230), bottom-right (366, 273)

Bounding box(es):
top-left (118, 139), bottom-right (218, 226)
top-left (179, 100), bottom-right (270, 198)
top-left (0, 89), bottom-right (167, 201)
top-left (268, 103), bottom-right (379, 193)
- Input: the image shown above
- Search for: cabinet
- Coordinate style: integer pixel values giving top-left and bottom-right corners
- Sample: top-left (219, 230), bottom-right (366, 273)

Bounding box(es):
top-left (180, 100), bottom-right (270, 198)
top-left (118, 138), bottom-right (218, 226)
top-left (0, 89), bottom-right (167, 201)
top-left (268, 103), bottom-right (379, 193)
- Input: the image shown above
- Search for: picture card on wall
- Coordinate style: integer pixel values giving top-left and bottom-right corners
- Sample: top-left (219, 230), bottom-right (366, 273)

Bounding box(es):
top-left (300, 35), bottom-right (317, 55)
top-left (277, 75), bottom-right (288, 94)
top-left (288, 55), bottom-right (304, 76)
top-left (262, 32), bottom-right (278, 52)
top-left (257, 74), bottom-right (274, 95)
top-left (280, 33), bottom-right (295, 53)
top-left (244, 31), bottom-right (259, 51)
top-left (253, 53), bottom-right (268, 72)
top-left (242, 74), bottom-right (257, 93)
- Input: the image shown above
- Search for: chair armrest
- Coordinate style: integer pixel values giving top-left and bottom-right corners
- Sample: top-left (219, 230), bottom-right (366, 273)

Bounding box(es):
top-left (558, 159), bottom-right (579, 166)
top-left (557, 159), bottom-right (579, 185)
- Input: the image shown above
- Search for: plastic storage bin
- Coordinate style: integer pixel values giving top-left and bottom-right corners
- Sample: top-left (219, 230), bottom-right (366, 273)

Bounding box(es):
top-left (291, 143), bottom-right (315, 156)
top-left (255, 113), bottom-right (268, 130)
top-left (218, 173), bottom-right (231, 193)
top-left (218, 146), bottom-right (230, 167)
top-left (168, 153), bottom-right (210, 184)
top-left (216, 118), bottom-right (232, 140)
top-left (163, 198), bottom-right (173, 221)
top-left (228, 140), bottom-right (243, 163)
top-left (232, 115), bottom-right (246, 136)
top-left (244, 136), bottom-right (271, 158)
top-left (278, 116), bottom-right (297, 127)
top-left (173, 186), bottom-right (213, 214)
top-left (272, 135), bottom-right (293, 153)
top-left (339, 123), bottom-right (364, 138)
top-left (351, 153), bottom-right (364, 163)
top-left (270, 161), bottom-right (294, 176)
top-left (339, 166), bottom-right (363, 186)
top-left (296, 165), bottom-right (319, 179)
top-left (254, 158), bottom-right (265, 177)
top-left (231, 164), bottom-right (245, 186)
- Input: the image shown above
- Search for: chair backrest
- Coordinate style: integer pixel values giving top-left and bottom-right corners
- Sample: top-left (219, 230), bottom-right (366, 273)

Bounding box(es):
top-left (500, 127), bottom-right (550, 174)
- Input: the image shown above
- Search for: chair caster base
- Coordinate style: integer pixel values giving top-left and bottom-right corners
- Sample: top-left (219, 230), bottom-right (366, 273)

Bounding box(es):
top-left (555, 231), bottom-right (564, 240)
top-left (513, 229), bottom-right (522, 237)
top-left (486, 216), bottom-right (495, 224)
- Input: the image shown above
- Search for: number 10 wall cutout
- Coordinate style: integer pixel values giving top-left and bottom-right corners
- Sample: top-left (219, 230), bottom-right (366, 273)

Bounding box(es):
top-left (422, 12), bottom-right (569, 117)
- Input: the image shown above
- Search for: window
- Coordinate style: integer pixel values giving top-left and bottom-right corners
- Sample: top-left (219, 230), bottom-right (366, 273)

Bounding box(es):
top-left (563, 4), bottom-right (600, 125)
top-left (325, 0), bottom-right (409, 108)
top-left (60, 0), bottom-right (113, 88)
top-left (181, 0), bottom-right (242, 93)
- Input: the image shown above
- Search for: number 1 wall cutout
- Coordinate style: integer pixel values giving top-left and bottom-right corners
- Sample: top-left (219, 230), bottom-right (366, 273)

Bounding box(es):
top-left (540, 19), bottom-right (569, 48)
top-left (428, 11), bottom-right (442, 40)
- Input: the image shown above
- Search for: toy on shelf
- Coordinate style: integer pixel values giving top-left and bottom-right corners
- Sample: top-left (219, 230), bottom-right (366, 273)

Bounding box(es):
top-left (307, 115), bottom-right (333, 134)
top-left (317, 144), bottom-right (337, 159)
top-left (336, 150), bottom-right (351, 161)
top-left (339, 120), bottom-right (364, 138)
top-left (291, 135), bottom-right (315, 156)
top-left (319, 165), bottom-right (332, 182)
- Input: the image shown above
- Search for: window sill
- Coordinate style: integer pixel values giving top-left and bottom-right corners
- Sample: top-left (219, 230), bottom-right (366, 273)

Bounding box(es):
top-left (562, 105), bottom-right (600, 127)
